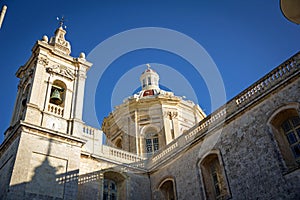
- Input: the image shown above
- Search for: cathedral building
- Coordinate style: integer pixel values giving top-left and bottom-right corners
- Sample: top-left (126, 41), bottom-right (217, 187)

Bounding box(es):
top-left (0, 25), bottom-right (299, 200)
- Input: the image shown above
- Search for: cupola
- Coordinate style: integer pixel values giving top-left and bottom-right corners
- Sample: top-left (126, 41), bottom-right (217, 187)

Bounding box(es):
top-left (139, 64), bottom-right (160, 97)
top-left (140, 64), bottom-right (159, 90)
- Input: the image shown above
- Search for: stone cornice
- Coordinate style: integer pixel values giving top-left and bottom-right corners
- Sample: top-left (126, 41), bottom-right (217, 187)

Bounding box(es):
top-left (33, 40), bottom-right (74, 62)
top-left (15, 39), bottom-right (92, 83)
top-left (33, 40), bottom-right (92, 69)
top-left (226, 51), bottom-right (300, 122)
top-left (19, 121), bottom-right (86, 147)
top-left (81, 151), bottom-right (147, 173)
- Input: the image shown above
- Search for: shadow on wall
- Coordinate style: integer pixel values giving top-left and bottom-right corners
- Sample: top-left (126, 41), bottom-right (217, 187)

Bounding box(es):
top-left (4, 137), bottom-right (138, 200)
top-left (77, 168), bottom-right (127, 200)
top-left (6, 138), bottom-right (79, 200)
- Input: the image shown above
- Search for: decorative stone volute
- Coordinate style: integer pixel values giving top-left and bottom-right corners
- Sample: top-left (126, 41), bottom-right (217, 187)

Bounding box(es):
top-left (49, 26), bottom-right (71, 55)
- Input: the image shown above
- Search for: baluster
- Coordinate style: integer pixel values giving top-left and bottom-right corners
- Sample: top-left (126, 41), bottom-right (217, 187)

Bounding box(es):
top-left (278, 66), bottom-right (283, 77)
top-left (286, 63), bottom-right (291, 72)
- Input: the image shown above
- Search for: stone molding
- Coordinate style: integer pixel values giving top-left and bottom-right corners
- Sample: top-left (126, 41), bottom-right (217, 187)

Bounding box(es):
top-left (36, 56), bottom-right (49, 67)
top-left (164, 111), bottom-right (178, 118)
top-left (46, 64), bottom-right (75, 80)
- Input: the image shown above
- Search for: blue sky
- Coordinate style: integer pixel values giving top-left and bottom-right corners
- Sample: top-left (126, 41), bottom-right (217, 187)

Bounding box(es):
top-left (0, 0), bottom-right (299, 143)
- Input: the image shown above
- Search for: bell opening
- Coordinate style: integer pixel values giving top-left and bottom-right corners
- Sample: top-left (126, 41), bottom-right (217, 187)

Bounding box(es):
top-left (50, 87), bottom-right (63, 105)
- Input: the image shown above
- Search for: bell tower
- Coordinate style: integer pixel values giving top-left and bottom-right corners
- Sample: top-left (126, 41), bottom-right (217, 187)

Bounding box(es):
top-left (8, 24), bottom-right (92, 138)
top-left (0, 24), bottom-right (93, 200)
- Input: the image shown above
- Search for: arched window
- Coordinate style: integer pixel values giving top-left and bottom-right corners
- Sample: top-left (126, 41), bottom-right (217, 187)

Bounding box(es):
top-left (199, 152), bottom-right (230, 200)
top-left (148, 77), bottom-right (152, 85)
top-left (268, 106), bottom-right (300, 170)
top-left (19, 84), bottom-right (31, 120)
top-left (281, 116), bottom-right (300, 162)
top-left (115, 138), bottom-right (122, 149)
top-left (103, 179), bottom-right (117, 200)
top-left (102, 171), bottom-right (126, 200)
top-left (158, 178), bottom-right (177, 200)
top-left (140, 126), bottom-right (161, 155)
top-left (22, 84), bottom-right (31, 106)
top-left (145, 134), bottom-right (159, 154)
top-left (49, 80), bottom-right (66, 106)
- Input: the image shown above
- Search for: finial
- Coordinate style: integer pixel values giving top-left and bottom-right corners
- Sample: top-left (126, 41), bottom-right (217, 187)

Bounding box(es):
top-left (146, 63), bottom-right (151, 70)
top-left (79, 52), bottom-right (86, 59)
top-left (56, 16), bottom-right (67, 29)
top-left (42, 35), bottom-right (49, 43)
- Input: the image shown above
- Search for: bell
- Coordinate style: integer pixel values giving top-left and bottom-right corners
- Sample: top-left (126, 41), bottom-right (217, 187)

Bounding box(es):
top-left (50, 88), bottom-right (62, 105)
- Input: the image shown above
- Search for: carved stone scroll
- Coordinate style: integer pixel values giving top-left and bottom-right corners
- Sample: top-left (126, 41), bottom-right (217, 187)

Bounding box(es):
top-left (46, 64), bottom-right (75, 80)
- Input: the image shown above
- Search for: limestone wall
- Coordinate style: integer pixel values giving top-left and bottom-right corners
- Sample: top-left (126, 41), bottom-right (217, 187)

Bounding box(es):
top-left (4, 126), bottom-right (82, 200)
top-left (220, 78), bottom-right (300, 199)
top-left (0, 134), bottom-right (20, 200)
top-left (78, 155), bottom-right (151, 200)
top-left (149, 76), bottom-right (300, 199)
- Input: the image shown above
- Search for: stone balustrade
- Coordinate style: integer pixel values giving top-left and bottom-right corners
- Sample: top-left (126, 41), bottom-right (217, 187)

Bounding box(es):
top-left (152, 142), bottom-right (178, 162)
top-left (102, 145), bottom-right (145, 163)
top-left (185, 108), bottom-right (226, 141)
top-left (149, 108), bottom-right (226, 167)
top-left (82, 125), bottom-right (95, 135)
top-left (47, 104), bottom-right (64, 117)
top-left (235, 54), bottom-right (299, 106)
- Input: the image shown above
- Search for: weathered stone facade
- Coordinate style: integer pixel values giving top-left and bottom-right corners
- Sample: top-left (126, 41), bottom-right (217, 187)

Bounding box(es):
top-left (0, 26), bottom-right (299, 200)
top-left (149, 76), bottom-right (300, 199)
